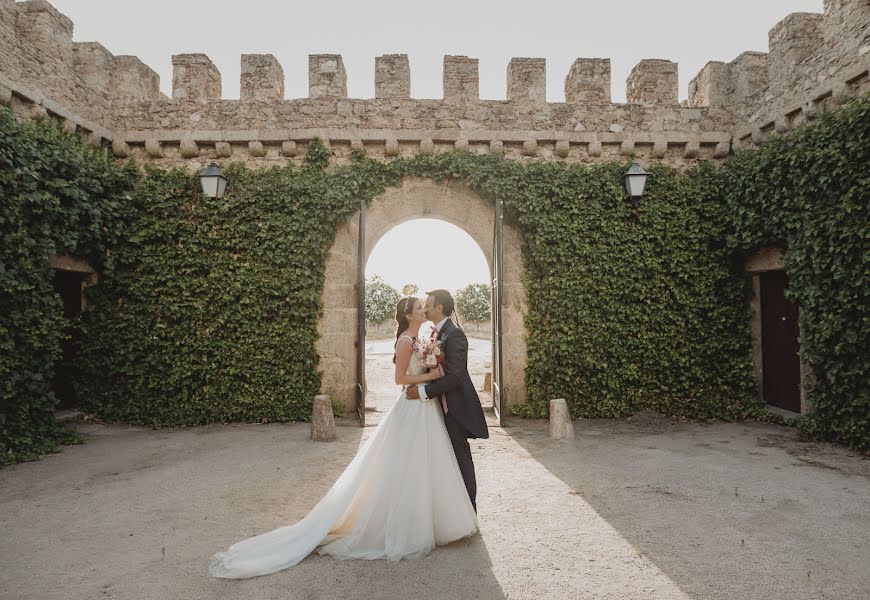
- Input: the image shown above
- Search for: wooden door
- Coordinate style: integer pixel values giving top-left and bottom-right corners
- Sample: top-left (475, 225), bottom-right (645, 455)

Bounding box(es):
top-left (52, 269), bottom-right (85, 410)
top-left (760, 271), bottom-right (801, 412)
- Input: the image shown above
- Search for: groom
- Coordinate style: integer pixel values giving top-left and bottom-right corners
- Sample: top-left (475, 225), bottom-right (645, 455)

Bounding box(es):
top-left (405, 289), bottom-right (489, 511)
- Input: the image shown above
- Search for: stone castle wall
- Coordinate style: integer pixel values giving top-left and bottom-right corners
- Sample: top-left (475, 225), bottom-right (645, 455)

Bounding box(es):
top-left (1, 0), bottom-right (867, 167)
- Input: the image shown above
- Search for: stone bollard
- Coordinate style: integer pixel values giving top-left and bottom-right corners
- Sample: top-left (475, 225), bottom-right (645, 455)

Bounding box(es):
top-left (549, 398), bottom-right (575, 440)
top-left (311, 395), bottom-right (336, 442)
top-left (483, 372), bottom-right (492, 392)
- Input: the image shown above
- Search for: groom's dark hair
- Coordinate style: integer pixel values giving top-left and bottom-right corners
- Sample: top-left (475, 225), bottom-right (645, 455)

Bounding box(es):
top-left (426, 289), bottom-right (454, 317)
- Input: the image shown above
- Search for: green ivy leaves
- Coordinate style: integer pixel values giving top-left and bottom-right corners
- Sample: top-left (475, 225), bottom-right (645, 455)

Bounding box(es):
top-left (4, 97), bottom-right (867, 465)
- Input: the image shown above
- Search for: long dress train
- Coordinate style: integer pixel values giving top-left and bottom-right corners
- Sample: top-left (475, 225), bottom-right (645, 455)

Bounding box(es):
top-left (207, 336), bottom-right (478, 579)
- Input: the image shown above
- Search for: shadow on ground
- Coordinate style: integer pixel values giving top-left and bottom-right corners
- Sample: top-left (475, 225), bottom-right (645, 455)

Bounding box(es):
top-left (505, 412), bottom-right (870, 600)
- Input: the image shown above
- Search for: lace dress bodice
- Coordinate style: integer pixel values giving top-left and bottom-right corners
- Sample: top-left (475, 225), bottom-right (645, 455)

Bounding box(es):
top-left (397, 335), bottom-right (425, 377)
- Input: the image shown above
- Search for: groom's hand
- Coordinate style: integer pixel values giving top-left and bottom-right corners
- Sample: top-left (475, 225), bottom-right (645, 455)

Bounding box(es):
top-left (406, 385), bottom-right (420, 400)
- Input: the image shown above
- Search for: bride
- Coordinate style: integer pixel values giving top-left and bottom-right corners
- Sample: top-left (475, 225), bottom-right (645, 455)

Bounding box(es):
top-left (208, 296), bottom-right (479, 579)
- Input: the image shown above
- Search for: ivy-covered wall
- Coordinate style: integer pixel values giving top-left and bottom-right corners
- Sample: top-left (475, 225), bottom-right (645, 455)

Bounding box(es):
top-left (720, 98), bottom-right (869, 451)
top-left (0, 109), bottom-right (134, 465)
top-left (2, 98), bottom-right (867, 465)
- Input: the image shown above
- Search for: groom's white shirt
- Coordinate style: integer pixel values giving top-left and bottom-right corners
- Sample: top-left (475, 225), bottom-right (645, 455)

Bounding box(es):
top-left (417, 317), bottom-right (449, 400)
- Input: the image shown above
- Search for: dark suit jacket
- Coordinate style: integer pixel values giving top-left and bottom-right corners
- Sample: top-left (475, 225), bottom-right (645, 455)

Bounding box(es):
top-left (424, 319), bottom-right (489, 439)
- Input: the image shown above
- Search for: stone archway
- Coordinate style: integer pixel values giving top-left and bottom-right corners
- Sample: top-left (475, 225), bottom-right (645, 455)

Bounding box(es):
top-left (317, 177), bottom-right (527, 415)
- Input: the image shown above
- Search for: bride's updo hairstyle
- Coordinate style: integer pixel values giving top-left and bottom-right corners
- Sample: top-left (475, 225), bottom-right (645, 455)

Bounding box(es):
top-left (393, 296), bottom-right (417, 364)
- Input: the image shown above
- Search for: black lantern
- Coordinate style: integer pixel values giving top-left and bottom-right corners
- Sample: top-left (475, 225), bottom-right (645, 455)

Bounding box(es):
top-left (198, 162), bottom-right (228, 198)
top-left (624, 161), bottom-right (651, 205)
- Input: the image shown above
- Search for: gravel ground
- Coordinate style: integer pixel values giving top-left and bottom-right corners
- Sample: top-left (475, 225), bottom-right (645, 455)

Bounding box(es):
top-left (1, 351), bottom-right (868, 599)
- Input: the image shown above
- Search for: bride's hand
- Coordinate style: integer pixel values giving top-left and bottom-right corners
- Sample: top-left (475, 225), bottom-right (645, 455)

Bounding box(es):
top-left (427, 369), bottom-right (440, 381)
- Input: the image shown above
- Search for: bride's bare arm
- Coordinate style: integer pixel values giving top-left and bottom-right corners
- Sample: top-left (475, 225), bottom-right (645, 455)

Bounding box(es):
top-left (394, 338), bottom-right (439, 385)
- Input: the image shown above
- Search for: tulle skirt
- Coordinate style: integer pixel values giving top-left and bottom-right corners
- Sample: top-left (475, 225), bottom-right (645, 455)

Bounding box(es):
top-left (207, 392), bottom-right (479, 579)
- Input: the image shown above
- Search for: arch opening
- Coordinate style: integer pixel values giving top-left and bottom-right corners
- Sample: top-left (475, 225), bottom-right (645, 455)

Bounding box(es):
top-left (317, 177), bottom-right (527, 421)
top-left (363, 219), bottom-right (493, 420)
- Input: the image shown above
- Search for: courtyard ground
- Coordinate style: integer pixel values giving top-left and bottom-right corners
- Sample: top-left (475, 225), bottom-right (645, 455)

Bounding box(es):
top-left (1, 346), bottom-right (868, 599)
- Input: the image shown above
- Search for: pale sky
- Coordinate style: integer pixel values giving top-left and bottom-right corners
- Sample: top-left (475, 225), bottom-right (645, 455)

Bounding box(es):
top-left (366, 220), bottom-right (489, 294)
top-left (47, 0), bottom-right (822, 103)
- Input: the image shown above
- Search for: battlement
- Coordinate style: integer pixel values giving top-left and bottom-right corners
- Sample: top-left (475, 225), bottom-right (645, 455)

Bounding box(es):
top-left (0, 0), bottom-right (867, 163)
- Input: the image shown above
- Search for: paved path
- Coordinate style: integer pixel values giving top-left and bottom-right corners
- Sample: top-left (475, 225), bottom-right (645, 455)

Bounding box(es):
top-left (1, 412), bottom-right (868, 599)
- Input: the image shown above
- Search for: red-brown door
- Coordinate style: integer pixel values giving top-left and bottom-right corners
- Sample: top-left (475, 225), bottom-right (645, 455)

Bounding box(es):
top-left (760, 271), bottom-right (801, 412)
top-left (52, 270), bottom-right (85, 410)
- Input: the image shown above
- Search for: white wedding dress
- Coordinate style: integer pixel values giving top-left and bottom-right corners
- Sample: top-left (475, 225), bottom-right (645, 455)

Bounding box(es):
top-left (208, 336), bottom-right (479, 579)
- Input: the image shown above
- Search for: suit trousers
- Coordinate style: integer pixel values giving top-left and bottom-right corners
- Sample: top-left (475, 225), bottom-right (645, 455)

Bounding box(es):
top-left (442, 409), bottom-right (477, 512)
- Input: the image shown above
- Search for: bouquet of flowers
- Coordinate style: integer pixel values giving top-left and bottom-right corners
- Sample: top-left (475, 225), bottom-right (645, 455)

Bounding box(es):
top-left (414, 336), bottom-right (445, 370)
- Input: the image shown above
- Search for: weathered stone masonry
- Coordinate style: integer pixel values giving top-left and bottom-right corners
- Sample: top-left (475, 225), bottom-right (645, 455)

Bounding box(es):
top-left (1, 0), bottom-right (867, 412)
top-left (1, 0), bottom-right (866, 168)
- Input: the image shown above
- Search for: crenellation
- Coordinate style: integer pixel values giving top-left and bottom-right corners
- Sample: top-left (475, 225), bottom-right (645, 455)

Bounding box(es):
top-left (0, 0), bottom-right (20, 80)
top-left (309, 54), bottom-right (347, 99)
top-left (626, 60), bottom-right (678, 106)
top-left (688, 61), bottom-right (728, 108)
top-left (72, 42), bottom-right (113, 101)
top-left (729, 52), bottom-right (769, 102)
top-left (768, 13), bottom-right (824, 89)
top-left (172, 54), bottom-right (221, 101)
top-left (443, 56), bottom-right (479, 103)
top-left (375, 54), bottom-right (410, 99)
top-left (507, 58), bottom-right (546, 104)
top-left (565, 58), bottom-right (611, 104)
top-left (0, 0), bottom-right (865, 166)
top-left (111, 55), bottom-right (163, 101)
top-left (17, 0), bottom-right (73, 67)
top-left (240, 54), bottom-right (284, 103)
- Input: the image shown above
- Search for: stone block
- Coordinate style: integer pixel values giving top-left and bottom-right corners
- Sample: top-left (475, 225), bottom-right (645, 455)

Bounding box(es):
top-left (179, 137), bottom-right (198, 158)
top-left (626, 59), bottom-right (678, 105)
top-left (419, 138), bottom-right (434, 154)
top-left (145, 137), bottom-right (163, 158)
top-left (309, 54), bottom-right (347, 98)
top-left (248, 140), bottom-right (265, 157)
top-left (522, 139), bottom-right (537, 156)
top-left (587, 140), bottom-right (602, 157)
top-left (554, 139), bottom-right (569, 157)
top-left (507, 57), bottom-right (546, 104)
top-left (375, 54), bottom-right (410, 99)
top-left (172, 54), bottom-right (221, 101)
top-left (215, 141), bottom-right (232, 158)
top-left (111, 139), bottom-right (130, 158)
top-left (240, 54), bottom-right (284, 103)
top-left (565, 58), bottom-right (611, 103)
top-left (311, 394), bottom-right (336, 441)
top-left (549, 398), bottom-right (574, 440)
top-left (443, 56), bottom-right (479, 102)
top-left (281, 140), bottom-right (297, 157)
top-left (385, 138), bottom-right (399, 156)
top-left (483, 372), bottom-right (492, 392)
